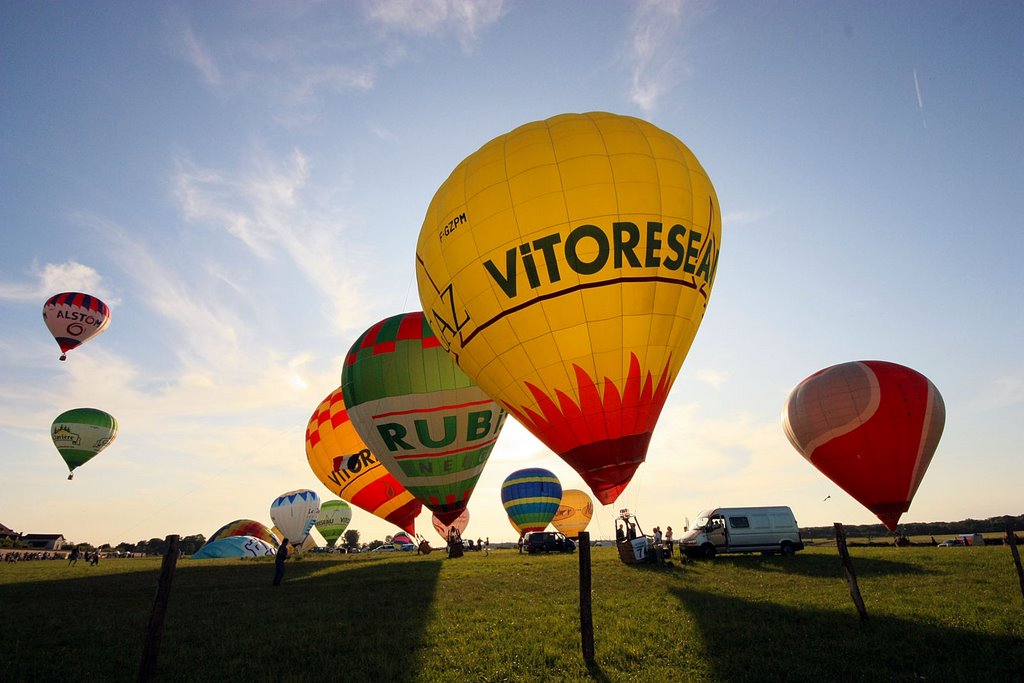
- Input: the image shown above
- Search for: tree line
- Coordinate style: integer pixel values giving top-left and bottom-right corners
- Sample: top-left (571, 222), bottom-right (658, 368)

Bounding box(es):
top-left (799, 514), bottom-right (1024, 539)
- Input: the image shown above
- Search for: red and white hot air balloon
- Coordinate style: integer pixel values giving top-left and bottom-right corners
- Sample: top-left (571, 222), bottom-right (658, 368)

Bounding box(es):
top-left (783, 360), bottom-right (945, 531)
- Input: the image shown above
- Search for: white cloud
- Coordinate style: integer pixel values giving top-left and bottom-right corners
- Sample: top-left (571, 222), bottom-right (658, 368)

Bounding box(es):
top-left (980, 376), bottom-right (1023, 411)
top-left (172, 150), bottom-right (370, 337)
top-left (285, 64), bottom-right (377, 107)
top-left (71, 212), bottom-right (243, 366)
top-left (723, 207), bottom-right (777, 227)
top-left (625, 0), bottom-right (705, 113)
top-left (0, 260), bottom-right (115, 303)
top-left (695, 369), bottom-right (727, 388)
top-left (181, 23), bottom-right (222, 88)
top-left (365, 0), bottom-right (505, 52)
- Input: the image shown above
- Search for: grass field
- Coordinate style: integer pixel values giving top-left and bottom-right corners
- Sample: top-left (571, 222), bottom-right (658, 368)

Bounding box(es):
top-left (2, 545), bottom-right (1022, 682)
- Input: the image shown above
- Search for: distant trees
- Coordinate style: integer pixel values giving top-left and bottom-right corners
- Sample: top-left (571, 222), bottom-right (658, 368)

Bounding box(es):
top-left (800, 514), bottom-right (1024, 539)
top-left (108, 534), bottom-right (205, 555)
top-left (342, 529), bottom-right (360, 550)
top-left (179, 535), bottom-right (206, 555)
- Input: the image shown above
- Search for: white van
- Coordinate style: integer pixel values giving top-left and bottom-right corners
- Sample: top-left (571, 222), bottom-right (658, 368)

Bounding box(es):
top-left (679, 506), bottom-right (804, 558)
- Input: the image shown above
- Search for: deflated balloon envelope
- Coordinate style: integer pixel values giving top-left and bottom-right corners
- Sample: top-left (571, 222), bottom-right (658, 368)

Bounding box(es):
top-left (783, 360), bottom-right (945, 531)
top-left (341, 311), bottom-right (506, 526)
top-left (306, 386), bottom-right (421, 535)
top-left (501, 468), bottom-right (562, 534)
top-left (415, 112), bottom-right (721, 506)
top-left (191, 536), bottom-right (276, 559)
top-left (207, 519), bottom-right (280, 547)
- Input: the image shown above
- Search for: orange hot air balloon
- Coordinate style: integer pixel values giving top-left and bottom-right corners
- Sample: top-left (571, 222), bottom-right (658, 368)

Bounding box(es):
top-left (552, 489), bottom-right (594, 539)
top-left (783, 360), bottom-right (945, 531)
top-left (305, 386), bottom-right (421, 534)
top-left (416, 112), bottom-right (721, 505)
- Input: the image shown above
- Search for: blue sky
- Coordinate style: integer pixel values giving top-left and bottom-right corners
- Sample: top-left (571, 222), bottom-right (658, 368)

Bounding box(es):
top-left (2, 1), bottom-right (1021, 546)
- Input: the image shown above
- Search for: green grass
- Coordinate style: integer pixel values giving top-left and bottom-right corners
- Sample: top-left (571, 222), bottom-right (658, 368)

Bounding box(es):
top-left (2, 546), bottom-right (1022, 682)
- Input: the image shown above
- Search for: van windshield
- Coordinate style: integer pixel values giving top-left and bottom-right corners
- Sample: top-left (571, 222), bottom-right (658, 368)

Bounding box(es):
top-left (694, 516), bottom-right (710, 529)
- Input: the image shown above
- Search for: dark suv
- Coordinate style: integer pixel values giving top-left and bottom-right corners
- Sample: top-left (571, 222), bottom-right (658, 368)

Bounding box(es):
top-left (525, 531), bottom-right (575, 554)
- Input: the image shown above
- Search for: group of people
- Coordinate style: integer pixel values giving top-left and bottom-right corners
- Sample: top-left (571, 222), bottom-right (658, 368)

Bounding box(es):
top-left (65, 547), bottom-right (101, 566)
top-left (2, 551), bottom-right (59, 562)
top-left (653, 526), bottom-right (675, 557)
top-left (616, 522), bottom-right (676, 555)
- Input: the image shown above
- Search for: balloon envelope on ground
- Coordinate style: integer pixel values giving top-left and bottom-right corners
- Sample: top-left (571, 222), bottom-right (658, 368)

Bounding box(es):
top-left (783, 360), bottom-right (945, 531)
top-left (270, 489), bottom-right (320, 547)
top-left (51, 407), bottom-right (118, 479)
top-left (315, 500), bottom-right (353, 547)
top-left (341, 311), bottom-right (506, 525)
top-left (191, 536), bottom-right (276, 559)
top-left (501, 468), bottom-right (562, 534)
top-left (306, 386), bottom-right (421, 535)
top-left (42, 292), bottom-right (111, 360)
top-left (208, 519), bottom-right (279, 547)
top-left (552, 489), bottom-right (594, 538)
top-left (415, 112), bottom-right (721, 506)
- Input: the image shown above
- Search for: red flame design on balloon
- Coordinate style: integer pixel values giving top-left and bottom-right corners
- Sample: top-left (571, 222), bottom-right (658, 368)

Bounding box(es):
top-left (504, 353), bottom-right (673, 505)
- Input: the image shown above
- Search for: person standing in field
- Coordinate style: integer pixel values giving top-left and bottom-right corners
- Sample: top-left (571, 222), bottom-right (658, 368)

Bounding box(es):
top-left (68, 546), bottom-right (80, 566)
top-left (273, 538), bottom-right (290, 587)
top-left (665, 526), bottom-right (674, 556)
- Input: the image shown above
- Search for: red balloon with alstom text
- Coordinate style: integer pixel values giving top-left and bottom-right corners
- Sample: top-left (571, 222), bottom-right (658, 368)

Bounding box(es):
top-left (783, 360), bottom-right (944, 531)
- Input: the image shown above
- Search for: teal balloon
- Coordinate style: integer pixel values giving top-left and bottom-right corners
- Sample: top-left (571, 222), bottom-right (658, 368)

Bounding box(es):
top-left (501, 468), bottom-right (562, 534)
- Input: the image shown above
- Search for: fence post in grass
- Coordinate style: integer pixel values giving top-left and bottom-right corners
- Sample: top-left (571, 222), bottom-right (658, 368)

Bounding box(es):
top-left (834, 523), bottom-right (868, 621)
top-left (1006, 522), bottom-right (1024, 604)
top-left (577, 531), bottom-right (595, 664)
top-left (138, 534), bottom-right (180, 683)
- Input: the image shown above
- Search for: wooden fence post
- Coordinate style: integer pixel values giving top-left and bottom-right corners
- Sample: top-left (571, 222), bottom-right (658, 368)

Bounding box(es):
top-left (1006, 522), bottom-right (1024, 604)
top-left (577, 531), bottom-right (595, 664)
top-left (138, 534), bottom-right (180, 682)
top-left (834, 523), bottom-right (868, 621)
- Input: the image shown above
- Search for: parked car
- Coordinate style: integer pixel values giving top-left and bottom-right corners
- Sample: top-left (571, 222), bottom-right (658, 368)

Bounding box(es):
top-left (937, 538), bottom-right (966, 547)
top-left (525, 531), bottom-right (575, 554)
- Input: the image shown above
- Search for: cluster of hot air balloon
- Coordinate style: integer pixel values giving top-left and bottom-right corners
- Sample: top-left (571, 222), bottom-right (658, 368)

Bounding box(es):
top-left (299, 112), bottom-right (726, 543)
top-left (43, 292), bottom-right (117, 480)
top-left (36, 112), bottom-right (942, 546)
top-left (191, 490), bottom-right (339, 559)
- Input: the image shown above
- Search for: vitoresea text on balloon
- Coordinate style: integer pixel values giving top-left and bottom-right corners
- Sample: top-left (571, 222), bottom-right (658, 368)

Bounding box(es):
top-left (420, 217), bottom-right (719, 353)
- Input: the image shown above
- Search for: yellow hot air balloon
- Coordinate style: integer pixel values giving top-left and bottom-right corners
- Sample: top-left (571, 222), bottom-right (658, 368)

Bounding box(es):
top-left (551, 489), bottom-right (594, 539)
top-left (416, 112), bottom-right (721, 505)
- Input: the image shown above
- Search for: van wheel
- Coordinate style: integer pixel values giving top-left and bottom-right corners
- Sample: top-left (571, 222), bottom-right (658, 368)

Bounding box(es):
top-left (780, 542), bottom-right (795, 556)
top-left (701, 544), bottom-right (716, 559)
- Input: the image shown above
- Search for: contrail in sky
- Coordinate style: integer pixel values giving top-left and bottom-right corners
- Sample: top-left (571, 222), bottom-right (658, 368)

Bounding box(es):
top-left (913, 68), bottom-right (927, 128)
